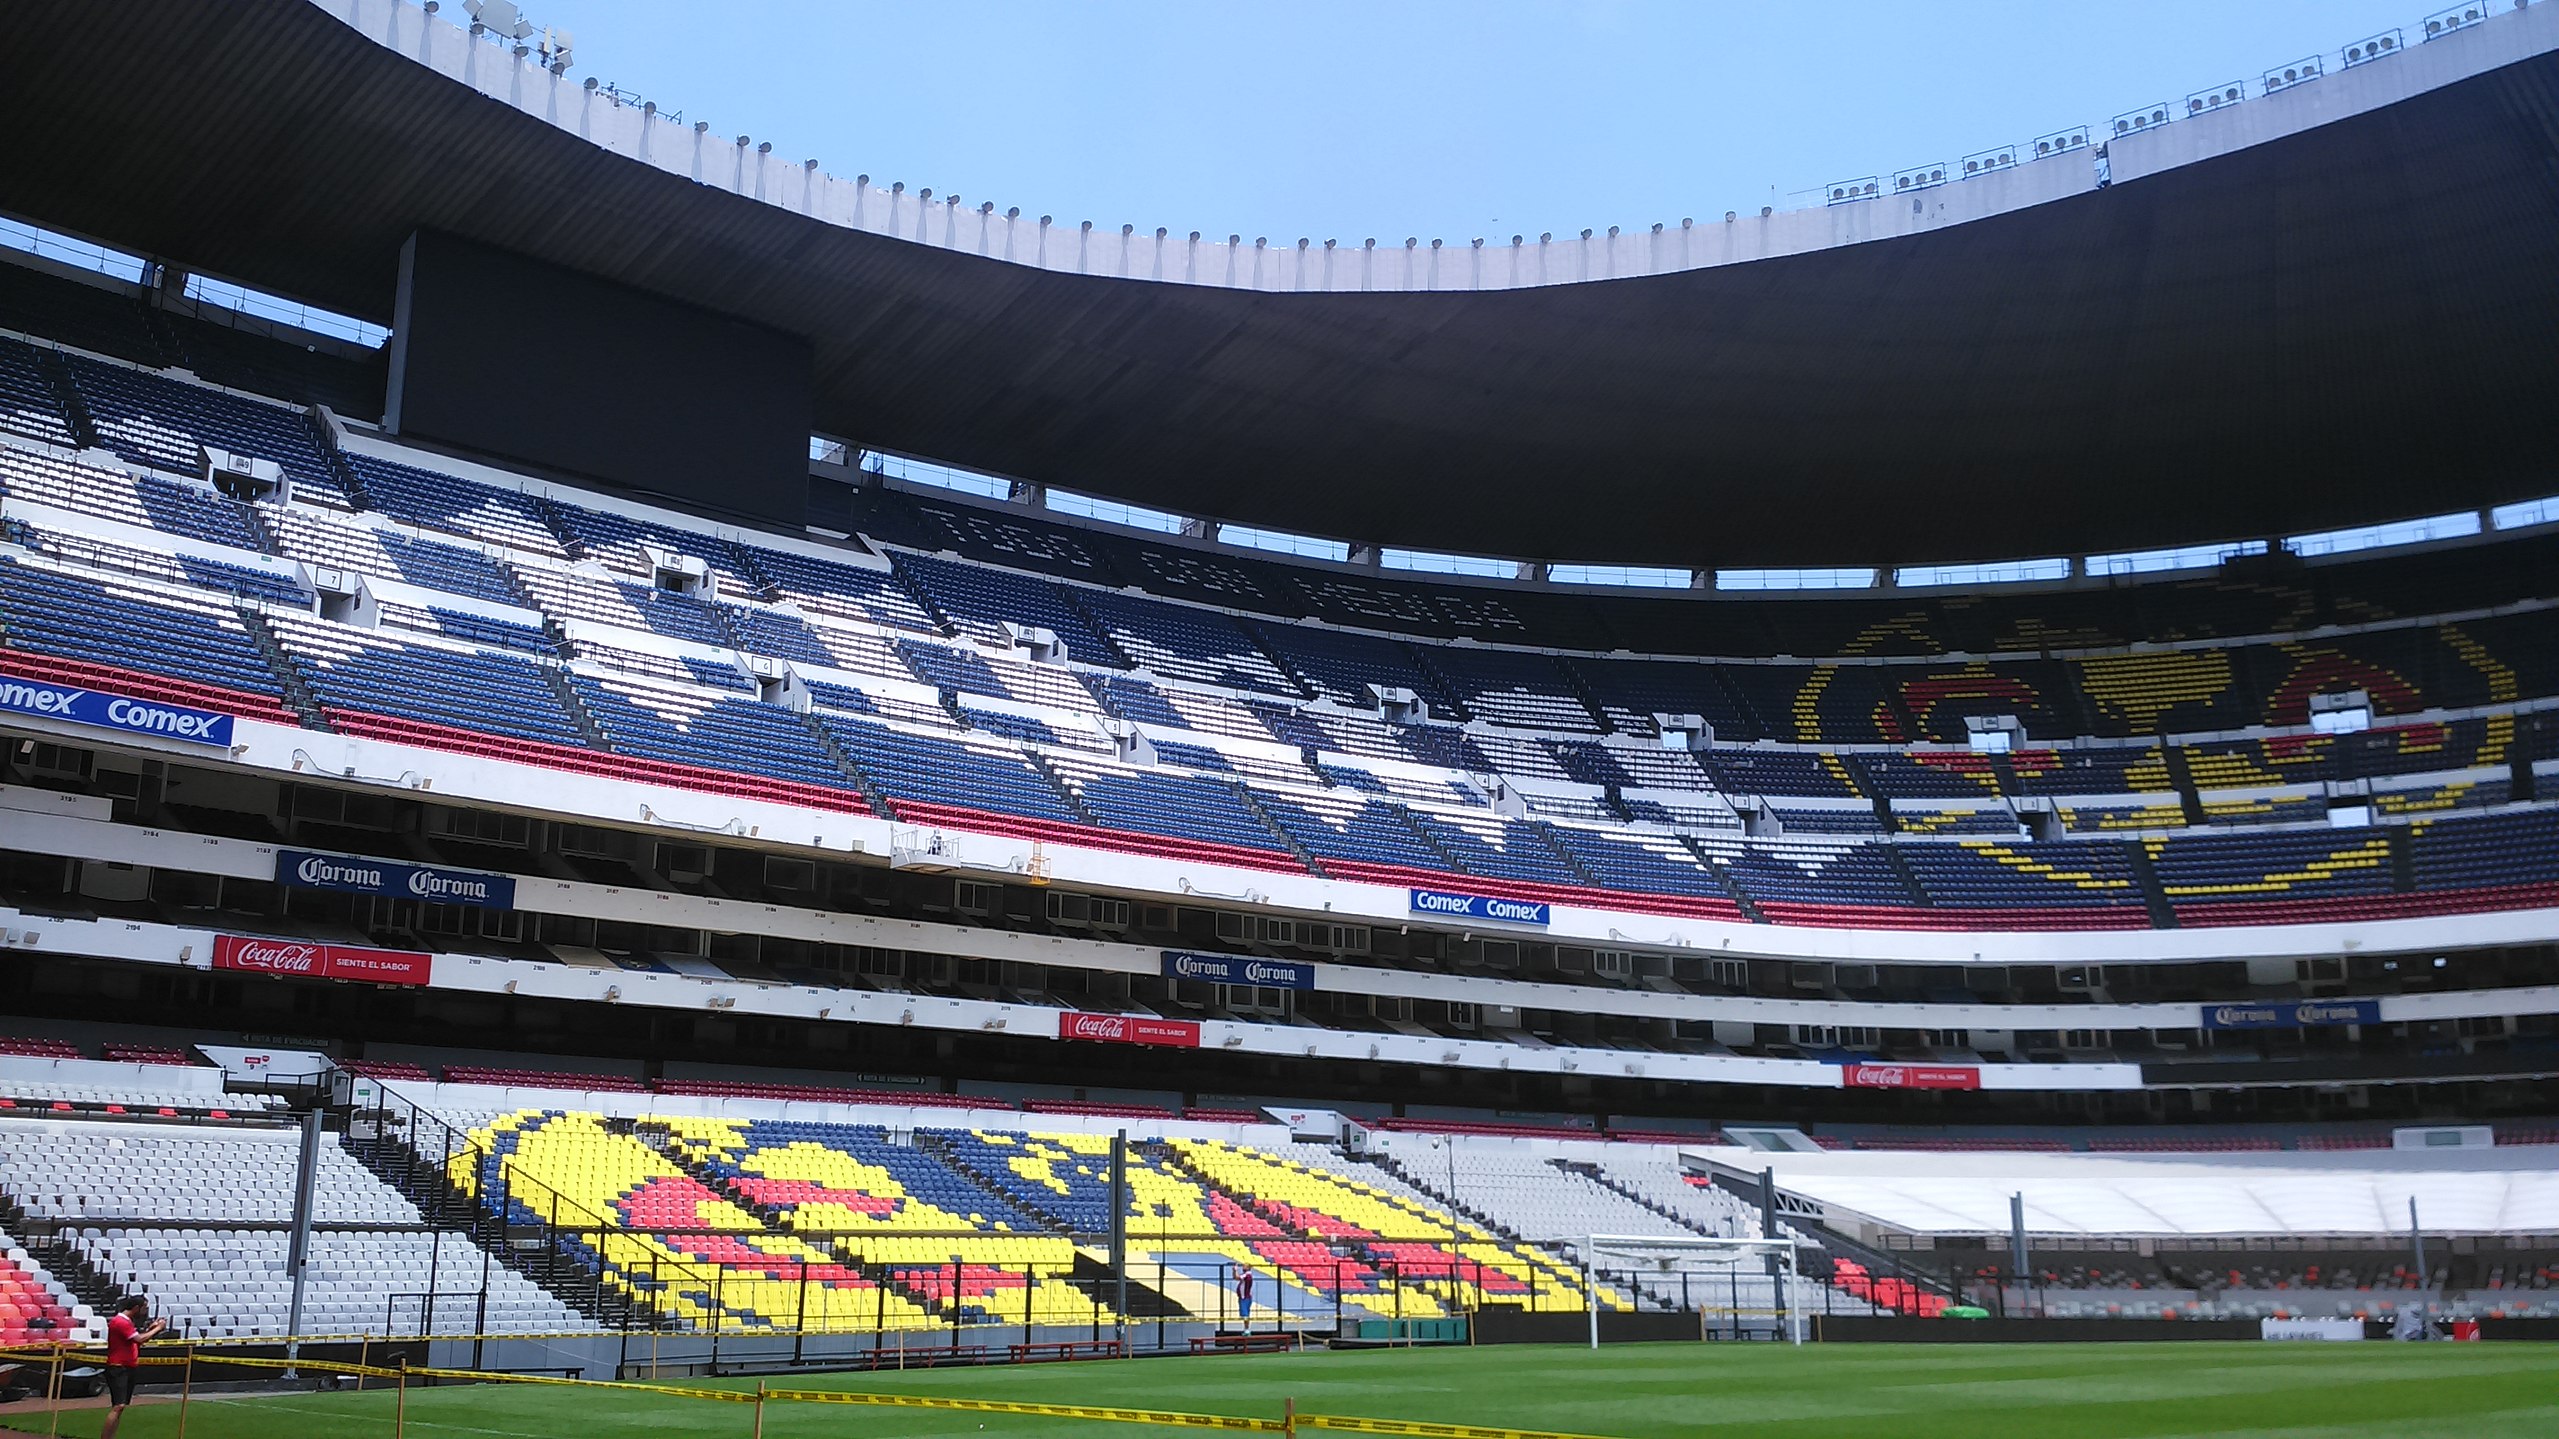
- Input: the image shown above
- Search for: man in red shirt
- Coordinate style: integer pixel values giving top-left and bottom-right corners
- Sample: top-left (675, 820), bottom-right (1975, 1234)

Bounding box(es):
top-left (100, 1296), bottom-right (164, 1439)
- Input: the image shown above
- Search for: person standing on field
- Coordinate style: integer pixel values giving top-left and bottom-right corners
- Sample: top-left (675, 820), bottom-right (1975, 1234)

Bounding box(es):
top-left (99, 1296), bottom-right (164, 1439)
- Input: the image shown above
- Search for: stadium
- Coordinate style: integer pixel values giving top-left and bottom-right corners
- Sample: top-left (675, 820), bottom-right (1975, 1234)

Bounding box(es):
top-left (0, 0), bottom-right (2554, 1433)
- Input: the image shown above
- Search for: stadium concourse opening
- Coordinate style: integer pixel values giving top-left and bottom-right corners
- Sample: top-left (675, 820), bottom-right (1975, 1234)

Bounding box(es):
top-left (0, 0), bottom-right (2557, 1434)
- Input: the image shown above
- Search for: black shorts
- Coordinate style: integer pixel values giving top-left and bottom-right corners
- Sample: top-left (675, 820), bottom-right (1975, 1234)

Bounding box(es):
top-left (104, 1366), bottom-right (136, 1407)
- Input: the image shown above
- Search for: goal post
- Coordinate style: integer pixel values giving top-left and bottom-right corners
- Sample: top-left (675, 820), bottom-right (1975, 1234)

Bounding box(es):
top-left (1581, 1234), bottom-right (1809, 1348)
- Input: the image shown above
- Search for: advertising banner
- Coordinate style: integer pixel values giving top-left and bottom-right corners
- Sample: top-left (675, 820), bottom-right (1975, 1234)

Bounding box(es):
top-left (0, 675), bottom-right (234, 747)
top-left (1840, 1063), bottom-right (1981, 1090)
top-left (275, 849), bottom-right (517, 909)
top-left (1408, 888), bottom-right (1552, 927)
top-left (1161, 951), bottom-right (1316, 991)
top-left (2201, 999), bottom-right (2382, 1031)
top-left (211, 935), bottom-right (433, 987)
top-left (1057, 1011), bottom-right (1202, 1048)
top-left (2261, 1317), bottom-right (2365, 1341)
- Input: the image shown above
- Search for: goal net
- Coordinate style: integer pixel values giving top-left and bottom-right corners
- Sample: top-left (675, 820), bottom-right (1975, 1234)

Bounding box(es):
top-left (1580, 1234), bottom-right (1808, 1346)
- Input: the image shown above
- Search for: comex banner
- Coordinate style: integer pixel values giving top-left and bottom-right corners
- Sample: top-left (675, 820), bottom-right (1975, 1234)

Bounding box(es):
top-left (276, 849), bottom-right (517, 909)
top-left (1161, 951), bottom-right (1316, 992)
top-left (1409, 888), bottom-right (1551, 928)
top-left (2201, 999), bottom-right (2382, 1030)
top-left (0, 675), bottom-right (234, 748)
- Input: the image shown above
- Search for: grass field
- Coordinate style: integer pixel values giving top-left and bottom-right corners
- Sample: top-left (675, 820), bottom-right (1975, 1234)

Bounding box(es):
top-left (13, 1342), bottom-right (2557, 1439)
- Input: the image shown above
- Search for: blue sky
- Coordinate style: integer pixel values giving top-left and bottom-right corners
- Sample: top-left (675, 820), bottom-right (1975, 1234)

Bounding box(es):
top-left (520, 0), bottom-right (2427, 243)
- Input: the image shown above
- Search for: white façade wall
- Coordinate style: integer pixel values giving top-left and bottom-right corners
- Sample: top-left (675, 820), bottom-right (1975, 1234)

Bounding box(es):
top-left (5, 697), bottom-right (2558, 968)
top-left (9, 795), bottom-right (2559, 1039)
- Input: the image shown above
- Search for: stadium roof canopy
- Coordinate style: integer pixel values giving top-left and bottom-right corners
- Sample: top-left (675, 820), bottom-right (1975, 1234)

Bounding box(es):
top-left (6, 0), bottom-right (2559, 567)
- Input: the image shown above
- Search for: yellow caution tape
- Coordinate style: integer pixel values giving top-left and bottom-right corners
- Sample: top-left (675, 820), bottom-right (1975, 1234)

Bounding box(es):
top-left (1300, 1419), bottom-right (1624, 1439)
top-left (0, 1343), bottom-right (1635, 1439)
top-left (767, 1388), bottom-right (1287, 1431)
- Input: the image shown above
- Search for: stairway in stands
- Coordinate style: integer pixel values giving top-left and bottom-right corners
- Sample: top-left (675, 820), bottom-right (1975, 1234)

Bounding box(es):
top-left (1358, 1151), bottom-right (1525, 1244)
top-left (536, 667), bottom-right (614, 751)
top-left (339, 1105), bottom-right (642, 1330)
top-left (1553, 1161), bottom-right (1719, 1237)
top-left (910, 1132), bottom-right (1190, 1321)
top-left (238, 607), bottom-right (330, 729)
top-left (30, 349), bottom-right (99, 450)
top-left (630, 1123), bottom-right (959, 1323)
top-left (0, 1191), bottom-right (118, 1316)
top-left (2123, 842), bottom-right (2180, 928)
top-left (798, 711), bottom-right (895, 819)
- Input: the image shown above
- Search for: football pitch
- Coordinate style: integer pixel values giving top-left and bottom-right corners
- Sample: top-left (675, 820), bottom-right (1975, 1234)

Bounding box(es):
top-left (15, 1341), bottom-right (2557, 1439)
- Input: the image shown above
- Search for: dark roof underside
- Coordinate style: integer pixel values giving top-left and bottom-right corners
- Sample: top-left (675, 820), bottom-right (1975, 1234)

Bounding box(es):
top-left (5, 0), bottom-right (2559, 567)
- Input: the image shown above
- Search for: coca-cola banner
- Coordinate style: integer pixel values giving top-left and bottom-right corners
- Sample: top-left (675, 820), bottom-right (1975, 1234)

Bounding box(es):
top-left (1840, 1063), bottom-right (1980, 1091)
top-left (1056, 1011), bottom-right (1202, 1049)
top-left (211, 935), bottom-right (433, 987)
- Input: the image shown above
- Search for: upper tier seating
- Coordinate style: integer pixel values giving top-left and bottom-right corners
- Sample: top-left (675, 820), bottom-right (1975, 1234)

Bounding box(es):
top-left (1073, 587), bottom-right (1303, 697)
top-left (1252, 788), bottom-right (1451, 873)
top-left (1896, 841), bottom-right (2150, 927)
top-left (0, 558), bottom-right (298, 721)
top-left (342, 454), bottom-right (568, 556)
top-left (378, 598), bottom-right (555, 655)
top-left (264, 506), bottom-right (522, 607)
top-left (1046, 755), bottom-right (1296, 858)
top-left (736, 542), bottom-right (938, 633)
top-left (12, 334), bottom-right (2559, 934)
top-left (1416, 647), bottom-right (1602, 733)
top-left (0, 445), bottom-right (263, 550)
top-left (1708, 749), bottom-right (1862, 800)
top-left (443, 1066), bottom-right (647, 1091)
top-left (570, 673), bottom-right (863, 799)
top-left (2147, 827), bottom-right (2395, 920)
top-left (890, 551), bottom-right (1127, 666)
top-left (820, 715), bottom-right (1077, 824)
top-left (0, 336), bottom-right (76, 447)
top-left (9, 522), bottom-right (309, 607)
top-left (1562, 655), bottom-right (1758, 740)
top-left (539, 502), bottom-right (758, 591)
top-left (1252, 625), bottom-right (1461, 718)
top-left (2009, 745), bottom-right (2172, 796)
top-left (61, 356), bottom-right (349, 506)
top-left (0, 1039), bottom-right (82, 1060)
top-left (511, 565), bottom-right (732, 646)
top-left (272, 615), bottom-right (592, 750)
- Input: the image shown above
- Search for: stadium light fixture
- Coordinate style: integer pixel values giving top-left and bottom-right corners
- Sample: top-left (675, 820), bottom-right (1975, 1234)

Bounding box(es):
top-left (463, 0), bottom-right (532, 40)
